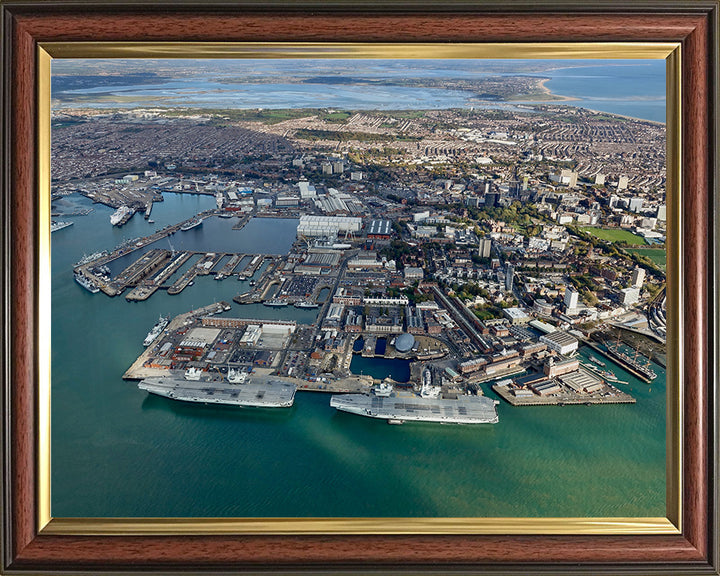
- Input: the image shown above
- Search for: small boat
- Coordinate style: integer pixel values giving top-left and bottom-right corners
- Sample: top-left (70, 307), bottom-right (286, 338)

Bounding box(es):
top-left (589, 355), bottom-right (606, 367)
top-left (263, 299), bottom-right (288, 307)
top-left (294, 301), bottom-right (319, 309)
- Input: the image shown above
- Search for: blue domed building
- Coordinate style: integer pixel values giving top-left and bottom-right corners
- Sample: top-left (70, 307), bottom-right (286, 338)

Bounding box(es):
top-left (394, 332), bottom-right (416, 353)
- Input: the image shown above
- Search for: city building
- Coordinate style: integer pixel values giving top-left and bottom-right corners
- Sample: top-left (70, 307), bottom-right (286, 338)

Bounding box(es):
top-left (367, 219), bottom-right (393, 239)
top-left (404, 267), bottom-right (424, 281)
top-left (540, 331), bottom-right (579, 355)
top-left (478, 237), bottom-right (492, 258)
top-left (657, 204), bottom-right (667, 221)
top-left (505, 263), bottom-right (514, 292)
top-left (564, 287), bottom-right (579, 312)
top-left (297, 215), bottom-right (362, 237)
top-left (629, 197), bottom-right (644, 213)
top-left (394, 333), bottom-right (416, 353)
top-left (543, 356), bottom-right (580, 378)
top-left (631, 267), bottom-right (646, 288)
top-left (503, 307), bottom-right (530, 325)
top-left (619, 286), bottom-right (640, 305)
top-left (298, 181), bottom-right (317, 199)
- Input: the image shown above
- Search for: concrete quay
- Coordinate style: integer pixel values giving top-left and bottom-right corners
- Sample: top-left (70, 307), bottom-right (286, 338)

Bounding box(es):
top-left (492, 383), bottom-right (636, 407)
top-left (123, 302), bottom-right (231, 380)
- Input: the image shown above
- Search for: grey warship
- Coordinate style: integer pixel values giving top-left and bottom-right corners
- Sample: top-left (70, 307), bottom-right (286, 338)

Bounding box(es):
top-left (330, 390), bottom-right (499, 424)
top-left (138, 376), bottom-right (296, 408)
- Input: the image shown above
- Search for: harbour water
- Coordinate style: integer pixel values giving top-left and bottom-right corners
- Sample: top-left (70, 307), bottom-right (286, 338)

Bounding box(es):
top-left (52, 59), bottom-right (666, 122)
top-left (51, 194), bottom-right (666, 518)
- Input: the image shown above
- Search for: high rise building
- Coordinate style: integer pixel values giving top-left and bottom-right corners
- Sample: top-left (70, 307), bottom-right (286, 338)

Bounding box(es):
top-left (505, 264), bottom-right (514, 292)
top-left (478, 237), bottom-right (492, 258)
top-left (631, 267), bottom-right (646, 288)
top-left (620, 287), bottom-right (640, 305)
top-left (629, 197), bottom-right (644, 213)
top-left (485, 192), bottom-right (500, 207)
top-left (656, 204), bottom-right (667, 221)
top-left (564, 287), bottom-right (579, 311)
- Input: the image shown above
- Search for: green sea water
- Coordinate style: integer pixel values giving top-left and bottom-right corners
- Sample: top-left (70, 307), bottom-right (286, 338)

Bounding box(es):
top-left (51, 194), bottom-right (666, 518)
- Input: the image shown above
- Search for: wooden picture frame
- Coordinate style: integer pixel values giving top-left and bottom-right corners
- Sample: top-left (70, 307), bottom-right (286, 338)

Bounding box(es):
top-left (1, 1), bottom-right (717, 573)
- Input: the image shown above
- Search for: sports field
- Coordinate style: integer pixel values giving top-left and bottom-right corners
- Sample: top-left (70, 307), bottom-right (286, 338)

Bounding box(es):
top-left (580, 226), bottom-right (646, 245)
top-left (627, 248), bottom-right (667, 270)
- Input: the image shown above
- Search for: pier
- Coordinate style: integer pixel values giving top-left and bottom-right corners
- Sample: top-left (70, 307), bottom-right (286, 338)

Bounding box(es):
top-left (583, 339), bottom-right (655, 383)
top-left (108, 249), bottom-right (171, 297)
top-left (215, 254), bottom-right (243, 279)
top-left (167, 266), bottom-right (199, 295)
top-left (492, 384), bottom-right (636, 406)
top-left (492, 383), bottom-right (636, 406)
top-left (237, 254), bottom-right (265, 279)
top-left (195, 253), bottom-right (224, 276)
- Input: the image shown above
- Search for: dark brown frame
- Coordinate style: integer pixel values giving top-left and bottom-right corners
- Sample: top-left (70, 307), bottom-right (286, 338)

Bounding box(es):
top-left (1, 1), bottom-right (718, 574)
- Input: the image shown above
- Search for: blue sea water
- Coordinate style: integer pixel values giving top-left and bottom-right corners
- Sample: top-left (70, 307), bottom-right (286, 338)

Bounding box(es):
top-left (534, 60), bottom-right (666, 122)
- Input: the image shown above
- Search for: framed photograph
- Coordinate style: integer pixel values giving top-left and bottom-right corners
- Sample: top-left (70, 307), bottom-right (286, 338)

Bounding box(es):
top-left (2, 1), bottom-right (717, 574)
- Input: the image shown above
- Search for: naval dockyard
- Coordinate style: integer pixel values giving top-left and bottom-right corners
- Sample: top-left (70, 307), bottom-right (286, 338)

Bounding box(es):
top-left (59, 103), bottom-right (666, 424)
top-left (67, 178), bottom-right (654, 424)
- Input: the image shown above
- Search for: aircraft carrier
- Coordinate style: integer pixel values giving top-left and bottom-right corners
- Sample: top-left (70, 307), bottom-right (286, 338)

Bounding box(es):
top-left (138, 377), bottom-right (296, 408)
top-left (330, 391), bottom-right (499, 424)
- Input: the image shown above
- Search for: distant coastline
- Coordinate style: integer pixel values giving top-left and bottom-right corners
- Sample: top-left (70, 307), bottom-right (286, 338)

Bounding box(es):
top-left (505, 78), bottom-right (579, 103)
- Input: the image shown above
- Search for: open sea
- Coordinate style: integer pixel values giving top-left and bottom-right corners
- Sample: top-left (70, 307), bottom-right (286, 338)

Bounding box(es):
top-left (51, 194), bottom-right (666, 518)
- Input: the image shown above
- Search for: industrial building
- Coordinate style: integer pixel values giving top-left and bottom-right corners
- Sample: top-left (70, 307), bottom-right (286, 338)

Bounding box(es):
top-left (539, 331), bottom-right (579, 355)
top-left (297, 215), bottom-right (362, 237)
top-left (367, 219), bottom-right (393, 239)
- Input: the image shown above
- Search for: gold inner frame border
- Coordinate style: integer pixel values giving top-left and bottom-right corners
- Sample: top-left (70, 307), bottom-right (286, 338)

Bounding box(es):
top-left (37, 41), bottom-right (682, 537)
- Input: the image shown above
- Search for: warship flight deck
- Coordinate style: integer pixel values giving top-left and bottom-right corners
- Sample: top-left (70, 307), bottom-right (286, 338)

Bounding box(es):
top-left (330, 393), bottom-right (499, 424)
top-left (139, 377), bottom-right (296, 408)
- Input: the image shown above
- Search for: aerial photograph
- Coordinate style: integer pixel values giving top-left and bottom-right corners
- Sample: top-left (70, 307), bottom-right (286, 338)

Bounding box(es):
top-left (50, 57), bottom-right (667, 519)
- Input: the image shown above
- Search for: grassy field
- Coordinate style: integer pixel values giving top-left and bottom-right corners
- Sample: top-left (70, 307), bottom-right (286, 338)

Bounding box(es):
top-left (580, 226), bottom-right (646, 245)
top-left (627, 248), bottom-right (667, 270)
